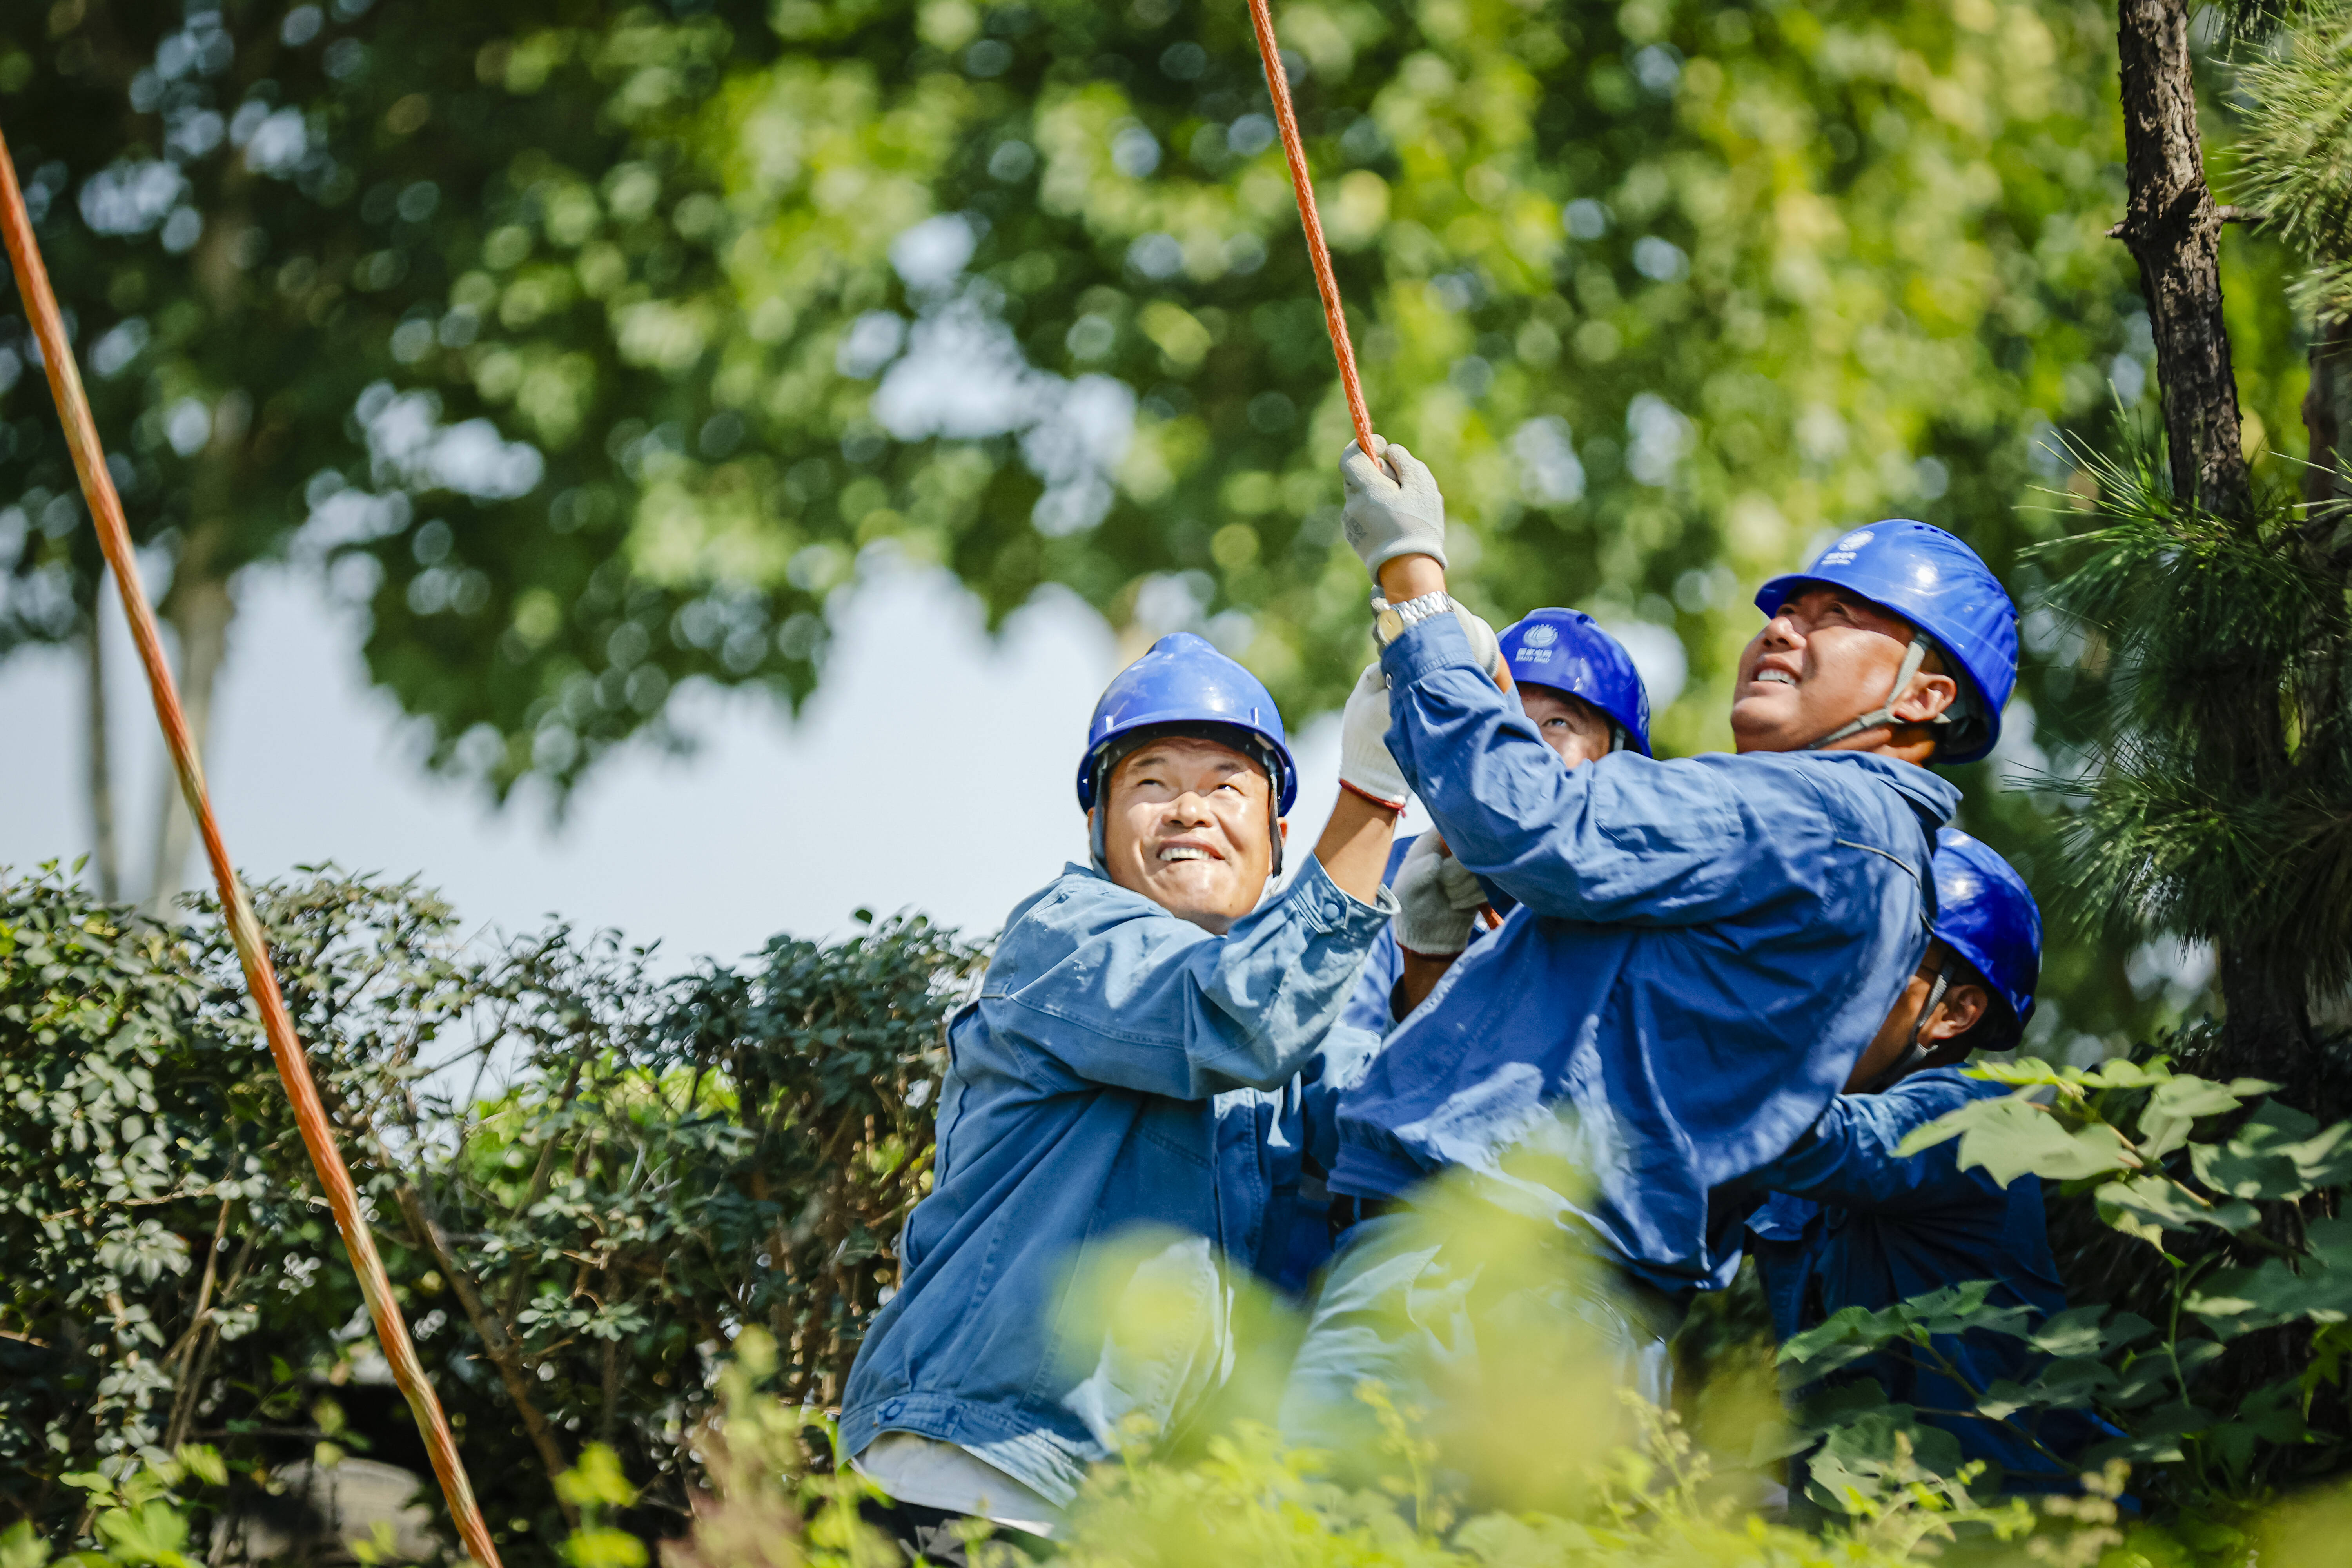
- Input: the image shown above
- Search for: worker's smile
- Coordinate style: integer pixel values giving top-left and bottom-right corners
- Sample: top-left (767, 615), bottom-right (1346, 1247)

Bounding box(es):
top-left (1739, 654), bottom-right (1803, 697)
top-left (1157, 840), bottom-right (1224, 863)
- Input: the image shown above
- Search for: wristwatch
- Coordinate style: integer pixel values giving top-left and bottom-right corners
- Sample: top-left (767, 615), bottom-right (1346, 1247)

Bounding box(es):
top-left (1372, 590), bottom-right (1454, 648)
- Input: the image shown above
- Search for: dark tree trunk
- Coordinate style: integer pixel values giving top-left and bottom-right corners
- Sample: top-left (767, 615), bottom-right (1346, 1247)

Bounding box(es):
top-left (2308, 315), bottom-right (2352, 529)
top-left (2114, 0), bottom-right (2310, 1069)
top-left (2116, 0), bottom-right (2250, 517)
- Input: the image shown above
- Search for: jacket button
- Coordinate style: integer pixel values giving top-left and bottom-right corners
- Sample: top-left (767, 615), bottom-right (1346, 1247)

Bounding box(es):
top-left (881, 1399), bottom-right (905, 1421)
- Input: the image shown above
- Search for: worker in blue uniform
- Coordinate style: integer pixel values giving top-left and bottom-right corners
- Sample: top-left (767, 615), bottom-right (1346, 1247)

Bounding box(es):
top-left (1279, 434), bottom-right (2022, 1474)
top-left (1338, 608), bottom-right (1654, 1036)
top-left (1745, 828), bottom-right (2109, 1498)
top-left (838, 618), bottom-right (1505, 1561)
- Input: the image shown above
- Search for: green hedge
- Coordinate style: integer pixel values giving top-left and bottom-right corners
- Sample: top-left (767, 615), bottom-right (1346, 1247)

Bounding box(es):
top-left (0, 865), bottom-right (980, 1555)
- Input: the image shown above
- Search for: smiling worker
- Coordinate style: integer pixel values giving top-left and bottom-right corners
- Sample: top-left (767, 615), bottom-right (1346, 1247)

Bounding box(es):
top-left (839, 624), bottom-right (1467, 1563)
top-left (1281, 440), bottom-right (2020, 1472)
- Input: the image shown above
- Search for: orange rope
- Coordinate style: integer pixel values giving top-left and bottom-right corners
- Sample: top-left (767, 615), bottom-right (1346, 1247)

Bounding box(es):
top-left (1245, 0), bottom-right (1376, 457)
top-left (0, 126), bottom-right (505, 1568)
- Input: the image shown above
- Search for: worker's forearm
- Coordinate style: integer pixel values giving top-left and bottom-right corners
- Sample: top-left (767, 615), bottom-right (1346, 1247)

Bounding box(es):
top-left (1312, 788), bottom-right (1402, 906)
top-left (1378, 554), bottom-right (1446, 604)
top-left (1395, 949), bottom-right (1458, 1016)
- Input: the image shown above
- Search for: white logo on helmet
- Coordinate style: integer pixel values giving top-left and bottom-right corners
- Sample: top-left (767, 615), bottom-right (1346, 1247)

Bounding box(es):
top-left (1818, 528), bottom-right (1876, 567)
top-left (1521, 624), bottom-right (1559, 649)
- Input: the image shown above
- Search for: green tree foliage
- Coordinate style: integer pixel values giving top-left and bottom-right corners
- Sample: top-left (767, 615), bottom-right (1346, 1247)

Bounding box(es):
top-left (1, 0), bottom-right (2315, 1048)
top-left (0, 0), bottom-right (815, 803)
top-left (2023, 443), bottom-right (2352, 1059)
top-left (1789, 1041), bottom-right (2352, 1517)
top-left (0, 864), bottom-right (978, 1554)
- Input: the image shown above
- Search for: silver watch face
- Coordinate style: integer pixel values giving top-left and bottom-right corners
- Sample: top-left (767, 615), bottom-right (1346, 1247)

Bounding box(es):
top-left (1374, 606), bottom-right (1406, 645)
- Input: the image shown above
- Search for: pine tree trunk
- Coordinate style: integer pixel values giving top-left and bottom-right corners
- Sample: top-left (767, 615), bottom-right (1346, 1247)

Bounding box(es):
top-left (2307, 315), bottom-right (2352, 526)
top-left (2115, 0), bottom-right (2250, 516)
top-left (2114, 0), bottom-right (2311, 1068)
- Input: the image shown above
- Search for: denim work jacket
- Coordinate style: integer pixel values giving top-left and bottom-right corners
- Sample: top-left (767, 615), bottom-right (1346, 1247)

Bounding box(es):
top-left (1744, 1069), bottom-right (2111, 1487)
top-left (1329, 612), bottom-right (1959, 1294)
top-left (838, 857), bottom-right (1393, 1506)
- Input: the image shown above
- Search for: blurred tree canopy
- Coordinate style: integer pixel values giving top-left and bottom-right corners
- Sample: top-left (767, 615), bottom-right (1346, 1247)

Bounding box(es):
top-left (0, 0), bottom-right (2312, 1044)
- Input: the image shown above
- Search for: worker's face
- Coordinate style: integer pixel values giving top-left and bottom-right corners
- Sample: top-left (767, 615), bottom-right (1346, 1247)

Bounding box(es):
top-left (1094, 737), bottom-right (1283, 935)
top-left (1730, 586), bottom-right (1956, 755)
top-left (1844, 946), bottom-right (1994, 1093)
top-left (1520, 684), bottom-right (1615, 768)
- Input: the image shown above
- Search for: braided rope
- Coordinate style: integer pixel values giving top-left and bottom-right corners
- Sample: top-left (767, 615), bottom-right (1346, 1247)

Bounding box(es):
top-left (1245, 0), bottom-right (1377, 456)
top-left (0, 123), bottom-right (504, 1568)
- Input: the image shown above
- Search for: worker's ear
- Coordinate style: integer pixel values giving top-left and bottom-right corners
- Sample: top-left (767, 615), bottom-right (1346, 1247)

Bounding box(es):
top-left (1916, 980), bottom-right (1991, 1069)
top-left (1891, 669), bottom-right (1958, 726)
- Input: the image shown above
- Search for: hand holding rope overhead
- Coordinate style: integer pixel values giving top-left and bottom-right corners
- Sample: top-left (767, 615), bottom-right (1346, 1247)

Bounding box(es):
top-left (0, 124), bottom-right (505, 1568)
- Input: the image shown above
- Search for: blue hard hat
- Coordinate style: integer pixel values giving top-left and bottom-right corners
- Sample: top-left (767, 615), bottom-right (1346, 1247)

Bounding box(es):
top-left (1497, 609), bottom-right (1653, 756)
top-left (1754, 521), bottom-right (2020, 764)
top-left (1075, 633), bottom-right (1297, 814)
top-left (1932, 828), bottom-right (2040, 1039)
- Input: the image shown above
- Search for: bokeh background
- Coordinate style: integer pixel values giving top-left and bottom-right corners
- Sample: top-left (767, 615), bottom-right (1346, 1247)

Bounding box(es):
top-left (0, 0), bottom-right (2312, 1053)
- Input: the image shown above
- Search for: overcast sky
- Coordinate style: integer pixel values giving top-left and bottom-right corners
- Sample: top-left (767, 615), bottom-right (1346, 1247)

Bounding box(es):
top-left (1, 562), bottom-right (1401, 969)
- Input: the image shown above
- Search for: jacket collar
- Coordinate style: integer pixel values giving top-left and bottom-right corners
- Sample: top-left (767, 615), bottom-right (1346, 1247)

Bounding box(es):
top-left (1788, 750), bottom-right (1960, 831)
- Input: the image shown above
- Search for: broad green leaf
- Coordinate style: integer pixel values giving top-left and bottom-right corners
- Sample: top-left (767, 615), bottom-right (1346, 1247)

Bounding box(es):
top-left (2187, 1250), bottom-right (2352, 1338)
top-left (2025, 1356), bottom-right (2116, 1406)
top-left (0, 1522), bottom-right (51, 1568)
top-left (2096, 1174), bottom-right (2260, 1242)
top-left (2025, 1305), bottom-right (2111, 1357)
top-left (94, 1503), bottom-right (188, 1567)
top-left (2192, 1102), bottom-right (2352, 1201)
top-left (1904, 1096), bottom-right (2136, 1185)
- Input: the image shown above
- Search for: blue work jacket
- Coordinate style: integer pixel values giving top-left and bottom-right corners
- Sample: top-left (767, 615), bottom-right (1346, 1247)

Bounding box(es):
top-left (838, 858), bottom-right (1392, 1506)
top-left (1328, 613), bottom-right (1957, 1293)
top-left (1335, 833), bottom-right (1500, 1037)
top-left (1744, 1069), bottom-right (2109, 1487)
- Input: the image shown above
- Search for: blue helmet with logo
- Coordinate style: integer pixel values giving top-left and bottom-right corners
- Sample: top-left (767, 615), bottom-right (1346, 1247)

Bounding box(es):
top-left (1076, 633), bottom-right (1297, 871)
top-left (1497, 609), bottom-right (1652, 756)
top-left (1754, 521), bottom-right (2019, 764)
top-left (1932, 828), bottom-right (2040, 1042)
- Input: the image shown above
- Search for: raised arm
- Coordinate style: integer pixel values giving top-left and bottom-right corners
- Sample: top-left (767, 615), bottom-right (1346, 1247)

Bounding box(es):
top-left (1377, 612), bottom-right (1844, 924)
top-left (987, 859), bottom-right (1395, 1101)
top-left (1741, 1073), bottom-right (1991, 1214)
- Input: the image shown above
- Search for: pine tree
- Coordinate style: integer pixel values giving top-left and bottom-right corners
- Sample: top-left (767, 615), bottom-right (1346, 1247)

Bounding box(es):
top-left (2039, 0), bottom-right (2352, 1080)
top-left (2236, 0), bottom-right (2352, 521)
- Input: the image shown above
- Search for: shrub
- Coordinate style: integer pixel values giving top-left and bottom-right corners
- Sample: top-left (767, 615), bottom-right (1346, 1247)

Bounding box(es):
top-left (0, 864), bottom-right (981, 1556)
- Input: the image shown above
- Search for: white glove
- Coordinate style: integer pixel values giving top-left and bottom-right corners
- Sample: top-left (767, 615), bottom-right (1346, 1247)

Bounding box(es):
top-left (1338, 663), bottom-right (1408, 809)
top-left (1341, 438), bottom-right (1447, 579)
top-left (1448, 603), bottom-right (1506, 682)
top-left (1391, 833), bottom-right (1488, 956)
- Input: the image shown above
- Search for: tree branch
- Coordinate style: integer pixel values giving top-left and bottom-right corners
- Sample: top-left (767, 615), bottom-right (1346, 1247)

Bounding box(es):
top-left (395, 1183), bottom-right (581, 1528)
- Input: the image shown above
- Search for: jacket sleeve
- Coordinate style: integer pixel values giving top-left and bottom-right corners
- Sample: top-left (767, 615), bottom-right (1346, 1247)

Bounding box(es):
top-left (1742, 1074), bottom-right (1991, 1213)
top-left (1301, 1024), bottom-right (1388, 1173)
top-left (1378, 614), bottom-right (1841, 925)
top-left (985, 858), bottom-right (1396, 1100)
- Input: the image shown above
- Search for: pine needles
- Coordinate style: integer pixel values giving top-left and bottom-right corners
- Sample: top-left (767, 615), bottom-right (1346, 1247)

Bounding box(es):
top-left (2233, 0), bottom-right (2352, 321)
top-left (2028, 439), bottom-right (2352, 1004)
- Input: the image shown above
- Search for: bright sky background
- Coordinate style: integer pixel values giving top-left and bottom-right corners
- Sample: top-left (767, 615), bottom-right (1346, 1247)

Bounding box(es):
top-left (0, 561), bottom-right (1404, 968)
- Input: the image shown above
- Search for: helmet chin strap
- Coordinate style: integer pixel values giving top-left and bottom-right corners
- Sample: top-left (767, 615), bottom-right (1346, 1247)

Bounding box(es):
top-left (1806, 635), bottom-right (1947, 751)
top-left (1865, 955), bottom-right (1951, 1093)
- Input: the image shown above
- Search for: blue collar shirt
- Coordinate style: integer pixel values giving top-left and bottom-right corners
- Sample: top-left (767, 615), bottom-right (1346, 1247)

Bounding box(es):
top-left (1744, 1069), bottom-right (2112, 1486)
top-left (839, 857), bottom-right (1392, 1505)
top-left (1328, 612), bottom-right (1958, 1294)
